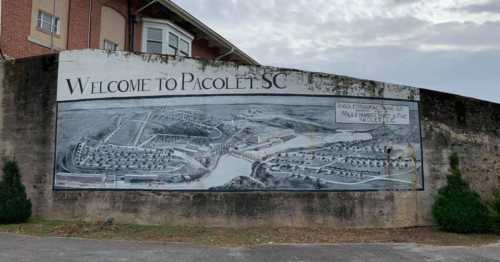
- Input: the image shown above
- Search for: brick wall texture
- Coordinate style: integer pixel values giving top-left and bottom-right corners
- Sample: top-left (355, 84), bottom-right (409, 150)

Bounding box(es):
top-left (1, 0), bottom-right (55, 58)
top-left (0, 0), bottom-right (221, 60)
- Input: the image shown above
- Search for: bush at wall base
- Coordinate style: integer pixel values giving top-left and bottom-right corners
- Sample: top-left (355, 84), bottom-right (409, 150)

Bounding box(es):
top-left (489, 190), bottom-right (500, 233)
top-left (432, 153), bottom-right (490, 233)
top-left (0, 160), bottom-right (32, 224)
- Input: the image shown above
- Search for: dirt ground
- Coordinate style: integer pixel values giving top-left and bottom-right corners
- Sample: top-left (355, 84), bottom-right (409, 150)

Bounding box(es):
top-left (0, 219), bottom-right (499, 247)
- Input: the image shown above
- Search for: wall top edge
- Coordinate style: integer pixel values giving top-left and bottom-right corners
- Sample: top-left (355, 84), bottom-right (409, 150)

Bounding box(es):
top-left (57, 49), bottom-right (420, 102)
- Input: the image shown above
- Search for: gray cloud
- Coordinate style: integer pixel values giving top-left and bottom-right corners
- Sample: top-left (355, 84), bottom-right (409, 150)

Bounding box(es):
top-left (418, 21), bottom-right (500, 48)
top-left (457, 1), bottom-right (500, 14)
top-left (385, 0), bottom-right (421, 6)
top-left (175, 0), bottom-right (500, 103)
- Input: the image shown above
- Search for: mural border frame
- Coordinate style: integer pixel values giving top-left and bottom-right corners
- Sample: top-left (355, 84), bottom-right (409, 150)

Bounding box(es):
top-left (52, 93), bottom-right (425, 193)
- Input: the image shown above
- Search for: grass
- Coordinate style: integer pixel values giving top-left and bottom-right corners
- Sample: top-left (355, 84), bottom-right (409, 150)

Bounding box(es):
top-left (0, 218), bottom-right (499, 247)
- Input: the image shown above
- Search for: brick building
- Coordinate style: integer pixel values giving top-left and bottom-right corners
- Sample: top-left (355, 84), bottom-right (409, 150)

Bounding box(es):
top-left (0, 0), bottom-right (258, 64)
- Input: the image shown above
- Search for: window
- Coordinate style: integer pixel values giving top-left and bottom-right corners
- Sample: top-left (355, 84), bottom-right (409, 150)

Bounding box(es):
top-left (104, 39), bottom-right (119, 51)
top-left (37, 10), bottom-right (60, 35)
top-left (142, 19), bottom-right (193, 57)
top-left (146, 28), bottom-right (163, 53)
top-left (168, 34), bottom-right (189, 56)
top-left (168, 32), bottom-right (178, 54)
top-left (179, 39), bottom-right (189, 56)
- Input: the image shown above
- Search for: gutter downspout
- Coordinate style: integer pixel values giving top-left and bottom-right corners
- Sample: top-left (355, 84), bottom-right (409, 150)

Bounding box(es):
top-left (215, 47), bottom-right (234, 61)
top-left (88, 0), bottom-right (92, 48)
top-left (50, 0), bottom-right (56, 51)
top-left (0, 0), bottom-right (4, 60)
top-left (134, 0), bottom-right (160, 52)
top-left (127, 0), bottom-right (133, 51)
top-left (134, 0), bottom-right (160, 51)
top-left (0, 0), bottom-right (2, 41)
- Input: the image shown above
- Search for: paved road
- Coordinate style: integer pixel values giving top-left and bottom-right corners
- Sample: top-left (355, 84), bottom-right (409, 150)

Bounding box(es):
top-left (1, 233), bottom-right (500, 262)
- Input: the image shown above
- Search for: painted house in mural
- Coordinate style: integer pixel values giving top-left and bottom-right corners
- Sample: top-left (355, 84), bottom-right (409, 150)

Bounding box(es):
top-left (53, 50), bottom-right (424, 192)
top-left (0, 0), bottom-right (257, 65)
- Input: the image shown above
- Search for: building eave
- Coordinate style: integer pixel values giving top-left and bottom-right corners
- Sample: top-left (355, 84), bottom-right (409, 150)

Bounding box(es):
top-left (154, 0), bottom-right (259, 65)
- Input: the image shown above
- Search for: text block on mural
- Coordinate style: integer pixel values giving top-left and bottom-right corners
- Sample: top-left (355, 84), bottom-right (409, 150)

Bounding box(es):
top-left (336, 103), bottom-right (411, 125)
top-left (54, 50), bottom-right (423, 191)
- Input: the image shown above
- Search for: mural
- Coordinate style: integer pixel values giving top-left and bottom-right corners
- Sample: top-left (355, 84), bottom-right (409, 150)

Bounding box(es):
top-left (54, 95), bottom-right (423, 191)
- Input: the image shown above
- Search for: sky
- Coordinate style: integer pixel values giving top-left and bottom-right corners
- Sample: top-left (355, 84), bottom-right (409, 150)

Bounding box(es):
top-left (174, 0), bottom-right (500, 103)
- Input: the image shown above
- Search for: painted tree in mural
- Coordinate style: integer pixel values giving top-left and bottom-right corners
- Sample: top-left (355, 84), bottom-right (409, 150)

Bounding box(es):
top-left (0, 160), bottom-right (32, 224)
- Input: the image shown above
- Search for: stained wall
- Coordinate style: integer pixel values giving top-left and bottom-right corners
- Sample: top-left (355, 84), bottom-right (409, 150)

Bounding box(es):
top-left (0, 52), bottom-right (498, 227)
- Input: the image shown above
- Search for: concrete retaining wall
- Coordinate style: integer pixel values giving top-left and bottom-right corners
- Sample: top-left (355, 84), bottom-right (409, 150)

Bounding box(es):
top-left (0, 53), bottom-right (498, 227)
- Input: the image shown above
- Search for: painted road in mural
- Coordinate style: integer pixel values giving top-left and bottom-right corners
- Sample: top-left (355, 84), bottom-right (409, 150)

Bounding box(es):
top-left (54, 95), bottom-right (423, 191)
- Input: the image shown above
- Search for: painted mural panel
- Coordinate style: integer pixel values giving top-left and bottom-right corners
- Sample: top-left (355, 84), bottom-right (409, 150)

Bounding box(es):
top-left (55, 96), bottom-right (423, 191)
top-left (55, 50), bottom-right (423, 191)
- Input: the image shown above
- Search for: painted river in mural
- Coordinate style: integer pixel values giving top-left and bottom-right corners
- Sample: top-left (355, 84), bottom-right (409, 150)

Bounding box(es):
top-left (55, 95), bottom-right (423, 191)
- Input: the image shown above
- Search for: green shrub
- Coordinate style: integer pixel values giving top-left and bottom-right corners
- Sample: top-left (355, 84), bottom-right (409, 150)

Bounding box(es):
top-left (488, 190), bottom-right (500, 233)
top-left (432, 153), bottom-right (490, 233)
top-left (0, 160), bottom-right (32, 224)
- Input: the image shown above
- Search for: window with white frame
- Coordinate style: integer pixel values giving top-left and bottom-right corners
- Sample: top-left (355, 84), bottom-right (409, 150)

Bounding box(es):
top-left (146, 27), bottom-right (163, 53)
top-left (142, 19), bottom-right (193, 57)
top-left (104, 39), bottom-right (119, 51)
top-left (37, 10), bottom-right (60, 35)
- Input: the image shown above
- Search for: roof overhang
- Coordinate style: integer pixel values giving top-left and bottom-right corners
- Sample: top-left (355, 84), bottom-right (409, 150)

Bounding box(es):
top-left (140, 0), bottom-right (259, 65)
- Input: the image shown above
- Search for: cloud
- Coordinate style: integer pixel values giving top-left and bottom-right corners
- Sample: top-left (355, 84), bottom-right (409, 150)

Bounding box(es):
top-left (457, 1), bottom-right (500, 14)
top-left (385, 0), bottom-right (421, 6)
top-left (174, 0), bottom-right (500, 102)
top-left (411, 21), bottom-right (500, 52)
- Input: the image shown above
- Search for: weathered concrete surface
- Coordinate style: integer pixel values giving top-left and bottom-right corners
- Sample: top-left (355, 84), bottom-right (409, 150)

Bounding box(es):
top-left (50, 191), bottom-right (425, 227)
top-left (58, 49), bottom-right (420, 101)
top-left (0, 55), bottom-right (58, 217)
top-left (1, 233), bottom-right (500, 262)
top-left (0, 52), bottom-right (499, 227)
top-left (421, 89), bottom-right (500, 200)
